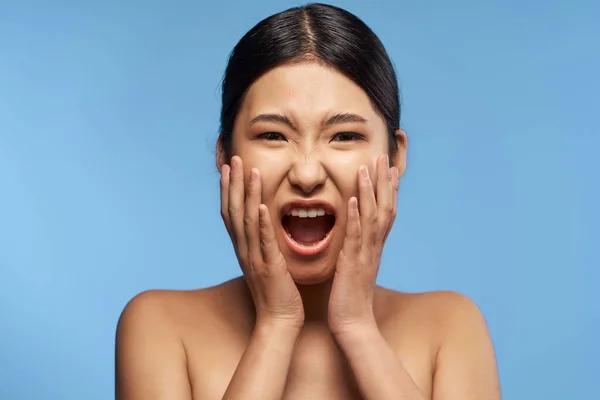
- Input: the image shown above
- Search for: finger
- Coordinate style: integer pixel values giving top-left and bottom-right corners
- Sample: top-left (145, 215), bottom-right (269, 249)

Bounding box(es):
top-left (391, 167), bottom-right (399, 217)
top-left (358, 165), bottom-right (378, 246)
top-left (228, 156), bottom-right (247, 255)
top-left (220, 164), bottom-right (232, 235)
top-left (376, 154), bottom-right (394, 240)
top-left (341, 196), bottom-right (361, 259)
top-left (258, 204), bottom-right (282, 264)
top-left (383, 166), bottom-right (400, 239)
top-left (244, 168), bottom-right (262, 268)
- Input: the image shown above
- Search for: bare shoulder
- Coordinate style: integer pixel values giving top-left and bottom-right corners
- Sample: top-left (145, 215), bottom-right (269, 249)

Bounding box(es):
top-left (423, 290), bottom-right (493, 339)
top-left (394, 290), bottom-right (488, 327)
top-left (117, 278), bottom-right (248, 336)
top-left (377, 288), bottom-right (491, 337)
top-left (376, 288), bottom-right (480, 332)
top-left (378, 289), bottom-right (502, 399)
top-left (115, 282), bottom-right (240, 400)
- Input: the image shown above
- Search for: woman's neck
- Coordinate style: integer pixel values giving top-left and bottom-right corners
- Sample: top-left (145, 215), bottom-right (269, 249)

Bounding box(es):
top-left (297, 278), bottom-right (332, 324)
top-left (236, 275), bottom-right (333, 329)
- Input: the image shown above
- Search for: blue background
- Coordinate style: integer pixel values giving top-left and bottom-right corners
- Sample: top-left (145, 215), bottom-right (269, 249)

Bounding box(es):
top-left (1, 1), bottom-right (598, 399)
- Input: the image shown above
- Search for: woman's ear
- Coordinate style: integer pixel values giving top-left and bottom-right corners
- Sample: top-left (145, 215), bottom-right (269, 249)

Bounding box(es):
top-left (391, 129), bottom-right (408, 177)
top-left (216, 134), bottom-right (227, 172)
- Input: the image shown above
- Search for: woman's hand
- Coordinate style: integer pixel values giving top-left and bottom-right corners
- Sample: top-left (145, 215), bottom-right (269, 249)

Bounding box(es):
top-left (221, 156), bottom-right (304, 330)
top-left (328, 154), bottom-right (399, 336)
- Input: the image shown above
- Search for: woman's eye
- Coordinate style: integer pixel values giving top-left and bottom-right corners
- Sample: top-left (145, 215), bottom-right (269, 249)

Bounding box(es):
top-left (331, 132), bottom-right (364, 142)
top-left (257, 132), bottom-right (287, 141)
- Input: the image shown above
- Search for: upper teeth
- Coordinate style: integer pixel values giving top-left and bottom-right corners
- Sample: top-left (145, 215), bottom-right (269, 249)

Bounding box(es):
top-left (287, 207), bottom-right (329, 218)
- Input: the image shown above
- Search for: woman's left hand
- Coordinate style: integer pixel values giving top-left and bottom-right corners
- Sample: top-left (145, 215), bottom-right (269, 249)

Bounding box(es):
top-left (328, 154), bottom-right (399, 336)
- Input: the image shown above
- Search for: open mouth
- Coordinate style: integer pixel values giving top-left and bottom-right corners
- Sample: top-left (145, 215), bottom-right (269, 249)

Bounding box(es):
top-left (281, 205), bottom-right (336, 256)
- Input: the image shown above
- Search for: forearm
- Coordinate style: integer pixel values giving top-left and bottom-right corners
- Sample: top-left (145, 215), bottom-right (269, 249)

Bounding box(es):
top-left (335, 324), bottom-right (426, 400)
top-left (222, 323), bottom-right (299, 400)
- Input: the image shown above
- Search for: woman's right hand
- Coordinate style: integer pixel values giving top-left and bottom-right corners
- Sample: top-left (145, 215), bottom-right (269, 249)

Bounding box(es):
top-left (220, 156), bottom-right (304, 330)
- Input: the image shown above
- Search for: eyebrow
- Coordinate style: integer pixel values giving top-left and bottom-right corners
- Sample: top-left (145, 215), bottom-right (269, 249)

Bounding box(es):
top-left (325, 112), bottom-right (368, 126)
top-left (248, 112), bottom-right (368, 130)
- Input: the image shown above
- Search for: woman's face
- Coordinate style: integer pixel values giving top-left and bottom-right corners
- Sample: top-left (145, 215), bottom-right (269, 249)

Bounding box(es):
top-left (220, 62), bottom-right (406, 285)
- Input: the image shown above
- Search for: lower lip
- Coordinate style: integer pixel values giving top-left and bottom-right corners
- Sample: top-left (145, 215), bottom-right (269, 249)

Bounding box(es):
top-left (283, 227), bottom-right (334, 257)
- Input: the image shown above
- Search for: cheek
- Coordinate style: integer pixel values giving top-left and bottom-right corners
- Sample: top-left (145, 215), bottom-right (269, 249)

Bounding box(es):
top-left (254, 155), bottom-right (291, 199)
top-left (323, 152), bottom-right (376, 194)
top-left (257, 169), bottom-right (279, 196)
top-left (235, 144), bottom-right (286, 181)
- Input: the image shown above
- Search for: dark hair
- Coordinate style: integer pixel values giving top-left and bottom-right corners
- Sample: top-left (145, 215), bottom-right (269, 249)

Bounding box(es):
top-left (219, 3), bottom-right (400, 158)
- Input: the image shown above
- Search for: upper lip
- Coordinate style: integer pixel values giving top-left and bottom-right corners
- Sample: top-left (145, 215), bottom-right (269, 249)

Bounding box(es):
top-left (280, 199), bottom-right (336, 217)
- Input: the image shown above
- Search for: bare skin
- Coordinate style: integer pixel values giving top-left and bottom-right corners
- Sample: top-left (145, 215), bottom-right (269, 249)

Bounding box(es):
top-left (115, 62), bottom-right (501, 399)
top-left (116, 280), bottom-right (499, 399)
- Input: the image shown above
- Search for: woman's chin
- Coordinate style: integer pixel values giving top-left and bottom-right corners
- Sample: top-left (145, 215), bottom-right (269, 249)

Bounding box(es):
top-left (287, 262), bottom-right (335, 286)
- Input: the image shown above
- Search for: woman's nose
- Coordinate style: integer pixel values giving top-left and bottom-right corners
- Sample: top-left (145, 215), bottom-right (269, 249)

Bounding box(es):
top-left (287, 156), bottom-right (327, 194)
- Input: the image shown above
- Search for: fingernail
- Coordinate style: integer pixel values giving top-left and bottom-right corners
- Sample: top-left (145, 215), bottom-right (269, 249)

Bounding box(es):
top-left (250, 168), bottom-right (259, 181)
top-left (350, 196), bottom-right (358, 211)
top-left (360, 166), bottom-right (369, 180)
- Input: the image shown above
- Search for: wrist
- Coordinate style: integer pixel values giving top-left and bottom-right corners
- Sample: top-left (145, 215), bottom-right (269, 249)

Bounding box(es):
top-left (334, 323), bottom-right (384, 364)
top-left (331, 319), bottom-right (380, 346)
top-left (254, 319), bottom-right (302, 342)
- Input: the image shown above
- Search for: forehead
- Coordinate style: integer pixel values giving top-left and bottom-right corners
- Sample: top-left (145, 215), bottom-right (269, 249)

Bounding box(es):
top-left (240, 62), bottom-right (382, 124)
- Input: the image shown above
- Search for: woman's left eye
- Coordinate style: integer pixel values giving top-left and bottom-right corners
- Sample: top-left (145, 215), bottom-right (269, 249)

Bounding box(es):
top-left (331, 132), bottom-right (364, 142)
top-left (257, 132), bottom-right (287, 141)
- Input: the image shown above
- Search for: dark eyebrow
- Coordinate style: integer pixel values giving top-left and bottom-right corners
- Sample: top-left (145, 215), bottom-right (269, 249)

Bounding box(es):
top-left (324, 112), bottom-right (368, 126)
top-left (249, 113), bottom-right (297, 130)
top-left (248, 112), bottom-right (368, 131)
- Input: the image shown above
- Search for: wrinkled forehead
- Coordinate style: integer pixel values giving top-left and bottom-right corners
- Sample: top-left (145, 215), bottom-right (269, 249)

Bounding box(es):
top-left (238, 63), bottom-right (383, 127)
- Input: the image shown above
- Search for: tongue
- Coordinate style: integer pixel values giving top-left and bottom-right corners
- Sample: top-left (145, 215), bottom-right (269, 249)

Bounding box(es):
top-left (287, 216), bottom-right (330, 244)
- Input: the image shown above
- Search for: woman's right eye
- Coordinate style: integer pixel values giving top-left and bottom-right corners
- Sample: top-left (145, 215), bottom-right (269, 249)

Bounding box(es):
top-left (257, 132), bottom-right (287, 141)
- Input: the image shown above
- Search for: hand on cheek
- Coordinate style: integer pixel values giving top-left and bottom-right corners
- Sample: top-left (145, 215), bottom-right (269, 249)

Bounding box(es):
top-left (220, 156), bottom-right (305, 330)
top-left (328, 154), bottom-right (399, 336)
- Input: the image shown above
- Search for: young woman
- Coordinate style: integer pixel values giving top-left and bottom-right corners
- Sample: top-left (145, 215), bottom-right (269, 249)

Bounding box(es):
top-left (115, 3), bottom-right (501, 399)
